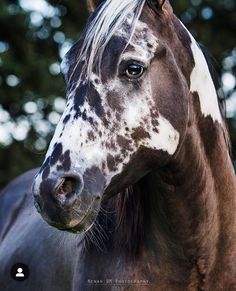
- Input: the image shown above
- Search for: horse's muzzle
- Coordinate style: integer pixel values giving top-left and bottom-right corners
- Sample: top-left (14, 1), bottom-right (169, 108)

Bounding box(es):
top-left (32, 167), bottom-right (105, 233)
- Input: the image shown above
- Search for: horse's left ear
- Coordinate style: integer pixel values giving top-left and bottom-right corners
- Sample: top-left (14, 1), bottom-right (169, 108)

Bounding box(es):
top-left (87, 0), bottom-right (103, 13)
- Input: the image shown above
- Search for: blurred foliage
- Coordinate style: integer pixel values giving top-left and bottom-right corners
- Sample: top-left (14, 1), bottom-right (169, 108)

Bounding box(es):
top-left (0, 0), bottom-right (235, 188)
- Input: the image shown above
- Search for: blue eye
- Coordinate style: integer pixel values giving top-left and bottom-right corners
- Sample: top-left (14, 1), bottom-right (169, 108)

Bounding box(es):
top-left (125, 63), bottom-right (144, 78)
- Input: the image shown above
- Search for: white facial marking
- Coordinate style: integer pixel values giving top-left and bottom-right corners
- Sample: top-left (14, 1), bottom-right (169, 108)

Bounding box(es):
top-left (149, 116), bottom-right (180, 155)
top-left (180, 22), bottom-right (222, 123)
top-left (123, 97), bottom-right (150, 129)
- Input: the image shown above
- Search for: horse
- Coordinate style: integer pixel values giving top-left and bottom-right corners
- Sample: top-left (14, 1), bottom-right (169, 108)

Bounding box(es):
top-left (0, 0), bottom-right (236, 290)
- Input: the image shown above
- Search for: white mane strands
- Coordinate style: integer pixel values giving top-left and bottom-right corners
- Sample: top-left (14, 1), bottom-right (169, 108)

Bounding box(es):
top-left (74, 0), bottom-right (146, 79)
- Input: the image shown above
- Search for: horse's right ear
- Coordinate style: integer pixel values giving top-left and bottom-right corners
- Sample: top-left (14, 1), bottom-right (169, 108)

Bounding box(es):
top-left (147, 0), bottom-right (172, 14)
top-left (87, 0), bottom-right (103, 13)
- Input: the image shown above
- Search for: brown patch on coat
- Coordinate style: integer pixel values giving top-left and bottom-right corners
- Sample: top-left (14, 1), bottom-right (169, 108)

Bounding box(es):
top-left (131, 127), bottom-right (151, 142)
top-left (117, 135), bottom-right (132, 149)
top-left (106, 154), bottom-right (117, 171)
top-left (87, 130), bottom-right (95, 141)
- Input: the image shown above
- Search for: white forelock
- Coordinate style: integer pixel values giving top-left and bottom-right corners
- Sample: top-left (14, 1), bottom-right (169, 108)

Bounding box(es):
top-left (76, 0), bottom-right (146, 78)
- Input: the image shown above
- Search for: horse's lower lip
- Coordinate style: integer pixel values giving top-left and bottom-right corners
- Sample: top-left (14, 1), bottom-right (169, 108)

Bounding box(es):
top-left (58, 202), bottom-right (99, 234)
top-left (59, 213), bottom-right (96, 233)
top-left (40, 195), bottom-right (101, 233)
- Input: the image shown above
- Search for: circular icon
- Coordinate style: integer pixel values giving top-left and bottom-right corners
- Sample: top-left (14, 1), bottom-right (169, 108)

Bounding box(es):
top-left (11, 263), bottom-right (29, 281)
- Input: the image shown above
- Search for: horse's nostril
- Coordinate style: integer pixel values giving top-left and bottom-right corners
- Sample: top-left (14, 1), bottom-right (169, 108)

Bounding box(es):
top-left (57, 178), bottom-right (74, 195)
top-left (55, 176), bottom-right (82, 199)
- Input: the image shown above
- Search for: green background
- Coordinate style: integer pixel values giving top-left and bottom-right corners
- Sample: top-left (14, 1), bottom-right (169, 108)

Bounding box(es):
top-left (0, 0), bottom-right (235, 189)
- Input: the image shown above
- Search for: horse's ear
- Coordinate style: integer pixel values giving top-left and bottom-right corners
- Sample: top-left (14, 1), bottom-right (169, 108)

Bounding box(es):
top-left (147, 0), bottom-right (171, 13)
top-left (87, 0), bottom-right (103, 13)
top-left (156, 0), bottom-right (166, 9)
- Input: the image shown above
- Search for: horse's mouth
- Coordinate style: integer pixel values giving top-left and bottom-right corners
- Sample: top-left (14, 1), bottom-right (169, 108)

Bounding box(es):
top-left (59, 208), bottom-right (98, 234)
top-left (45, 198), bottom-right (100, 234)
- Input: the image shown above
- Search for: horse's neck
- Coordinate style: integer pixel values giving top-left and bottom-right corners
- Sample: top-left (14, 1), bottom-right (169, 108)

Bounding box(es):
top-left (145, 117), bottom-right (236, 281)
top-left (82, 118), bottom-right (236, 288)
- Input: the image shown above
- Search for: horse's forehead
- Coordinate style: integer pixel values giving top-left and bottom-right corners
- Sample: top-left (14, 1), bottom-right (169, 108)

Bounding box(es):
top-left (117, 17), bottom-right (158, 53)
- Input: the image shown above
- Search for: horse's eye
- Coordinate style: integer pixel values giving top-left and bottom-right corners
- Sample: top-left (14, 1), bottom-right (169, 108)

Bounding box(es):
top-left (125, 64), bottom-right (144, 79)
